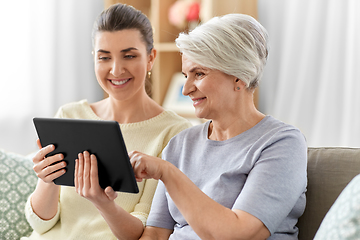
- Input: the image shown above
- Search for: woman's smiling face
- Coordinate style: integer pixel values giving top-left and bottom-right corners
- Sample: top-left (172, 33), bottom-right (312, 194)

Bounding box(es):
top-left (181, 55), bottom-right (237, 120)
top-left (93, 29), bottom-right (155, 102)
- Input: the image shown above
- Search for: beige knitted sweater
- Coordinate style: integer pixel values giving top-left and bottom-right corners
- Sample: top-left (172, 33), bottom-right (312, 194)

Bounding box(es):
top-left (23, 99), bottom-right (191, 240)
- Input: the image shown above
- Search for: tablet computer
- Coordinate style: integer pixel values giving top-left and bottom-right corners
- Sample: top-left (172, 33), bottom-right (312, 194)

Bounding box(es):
top-left (33, 117), bottom-right (139, 193)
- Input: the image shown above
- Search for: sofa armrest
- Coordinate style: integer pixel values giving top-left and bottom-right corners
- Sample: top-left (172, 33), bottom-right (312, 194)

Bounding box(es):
top-left (297, 147), bottom-right (360, 240)
top-left (0, 149), bottom-right (37, 239)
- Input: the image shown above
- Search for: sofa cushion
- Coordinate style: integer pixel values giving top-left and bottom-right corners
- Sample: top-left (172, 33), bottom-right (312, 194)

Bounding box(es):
top-left (313, 174), bottom-right (360, 239)
top-left (297, 147), bottom-right (360, 240)
top-left (0, 149), bottom-right (37, 239)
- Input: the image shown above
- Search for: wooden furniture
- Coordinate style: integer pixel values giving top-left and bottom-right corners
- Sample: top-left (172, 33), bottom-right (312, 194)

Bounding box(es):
top-left (103, 0), bottom-right (258, 114)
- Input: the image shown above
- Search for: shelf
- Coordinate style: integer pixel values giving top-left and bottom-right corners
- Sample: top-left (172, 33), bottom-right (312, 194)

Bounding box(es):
top-left (155, 42), bottom-right (179, 52)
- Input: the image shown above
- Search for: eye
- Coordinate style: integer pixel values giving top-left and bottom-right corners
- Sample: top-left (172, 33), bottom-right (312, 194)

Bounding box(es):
top-left (195, 72), bottom-right (205, 78)
top-left (124, 55), bottom-right (136, 59)
top-left (98, 56), bottom-right (110, 61)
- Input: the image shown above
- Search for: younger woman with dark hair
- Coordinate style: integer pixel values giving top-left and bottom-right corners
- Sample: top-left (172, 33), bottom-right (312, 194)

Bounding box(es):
top-left (22, 4), bottom-right (191, 240)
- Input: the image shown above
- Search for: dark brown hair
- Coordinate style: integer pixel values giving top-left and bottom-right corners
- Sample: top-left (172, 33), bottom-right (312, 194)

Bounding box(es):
top-left (92, 3), bottom-right (154, 54)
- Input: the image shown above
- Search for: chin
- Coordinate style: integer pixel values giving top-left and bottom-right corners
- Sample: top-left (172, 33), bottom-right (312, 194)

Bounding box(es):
top-left (194, 110), bottom-right (208, 120)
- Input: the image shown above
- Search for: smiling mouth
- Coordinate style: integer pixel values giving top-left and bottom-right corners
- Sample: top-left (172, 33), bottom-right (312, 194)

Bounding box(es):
top-left (110, 78), bottom-right (130, 86)
top-left (193, 97), bottom-right (206, 103)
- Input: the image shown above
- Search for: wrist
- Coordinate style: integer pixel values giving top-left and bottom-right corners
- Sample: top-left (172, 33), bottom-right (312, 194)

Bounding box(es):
top-left (94, 199), bottom-right (117, 214)
top-left (159, 160), bottom-right (175, 183)
top-left (42, 180), bottom-right (56, 186)
top-left (38, 179), bottom-right (59, 191)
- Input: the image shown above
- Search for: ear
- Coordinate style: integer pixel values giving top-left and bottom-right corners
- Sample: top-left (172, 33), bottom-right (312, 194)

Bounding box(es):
top-left (91, 50), bottom-right (95, 61)
top-left (147, 48), bottom-right (157, 71)
top-left (234, 78), bottom-right (246, 91)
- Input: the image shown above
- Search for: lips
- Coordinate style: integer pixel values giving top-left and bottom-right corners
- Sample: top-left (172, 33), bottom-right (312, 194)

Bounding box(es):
top-left (109, 78), bottom-right (131, 86)
top-left (192, 97), bottom-right (206, 106)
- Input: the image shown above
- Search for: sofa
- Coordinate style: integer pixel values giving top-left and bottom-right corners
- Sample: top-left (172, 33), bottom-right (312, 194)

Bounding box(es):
top-left (297, 147), bottom-right (360, 240)
top-left (1, 147), bottom-right (360, 239)
top-left (0, 149), bottom-right (37, 239)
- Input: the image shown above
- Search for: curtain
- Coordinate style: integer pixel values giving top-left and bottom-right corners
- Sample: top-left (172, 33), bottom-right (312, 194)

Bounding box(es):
top-left (0, 0), bottom-right (104, 155)
top-left (258, 0), bottom-right (360, 147)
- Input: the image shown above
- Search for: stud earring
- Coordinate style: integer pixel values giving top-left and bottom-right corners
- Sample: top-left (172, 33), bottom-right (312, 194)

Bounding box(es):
top-left (236, 87), bottom-right (240, 90)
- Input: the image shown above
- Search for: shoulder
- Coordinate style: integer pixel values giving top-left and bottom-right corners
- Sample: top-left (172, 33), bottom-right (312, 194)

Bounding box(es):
top-left (161, 122), bottom-right (206, 161)
top-left (161, 110), bottom-right (192, 124)
top-left (156, 110), bottom-right (193, 132)
top-left (253, 116), bottom-right (307, 164)
top-left (257, 116), bottom-right (306, 144)
top-left (57, 99), bottom-right (88, 112)
top-left (55, 99), bottom-right (97, 119)
top-left (124, 110), bottom-right (193, 150)
top-left (261, 115), bottom-right (300, 132)
top-left (166, 121), bottom-right (207, 145)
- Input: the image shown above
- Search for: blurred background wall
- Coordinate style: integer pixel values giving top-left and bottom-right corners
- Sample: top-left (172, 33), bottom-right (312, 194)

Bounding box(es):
top-left (258, 0), bottom-right (360, 147)
top-left (0, 0), bottom-right (359, 155)
top-left (0, 0), bottom-right (104, 155)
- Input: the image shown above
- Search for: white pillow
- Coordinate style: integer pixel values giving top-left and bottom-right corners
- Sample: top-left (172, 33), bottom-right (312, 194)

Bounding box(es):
top-left (0, 149), bottom-right (37, 239)
top-left (314, 174), bottom-right (360, 240)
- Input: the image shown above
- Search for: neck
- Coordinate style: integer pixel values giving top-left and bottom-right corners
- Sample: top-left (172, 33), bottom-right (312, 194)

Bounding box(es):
top-left (208, 93), bottom-right (265, 141)
top-left (91, 92), bottom-right (163, 124)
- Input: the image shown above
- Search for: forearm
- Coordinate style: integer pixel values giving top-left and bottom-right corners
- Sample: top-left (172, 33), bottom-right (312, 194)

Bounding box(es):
top-left (95, 201), bottom-right (144, 240)
top-left (140, 226), bottom-right (173, 240)
top-left (160, 162), bottom-right (268, 240)
top-left (130, 152), bottom-right (269, 239)
top-left (30, 180), bottom-right (60, 220)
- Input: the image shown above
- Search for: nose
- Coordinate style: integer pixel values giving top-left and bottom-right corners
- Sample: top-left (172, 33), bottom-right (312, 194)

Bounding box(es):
top-left (109, 59), bottom-right (124, 77)
top-left (182, 75), bottom-right (196, 96)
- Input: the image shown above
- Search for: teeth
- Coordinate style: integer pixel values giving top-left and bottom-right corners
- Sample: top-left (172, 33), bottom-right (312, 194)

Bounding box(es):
top-left (193, 98), bottom-right (205, 102)
top-left (111, 79), bottom-right (130, 85)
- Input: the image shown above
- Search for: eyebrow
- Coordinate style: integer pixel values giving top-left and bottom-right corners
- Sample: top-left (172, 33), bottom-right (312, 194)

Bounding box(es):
top-left (121, 47), bottom-right (138, 52)
top-left (184, 67), bottom-right (206, 74)
top-left (97, 47), bottom-right (139, 54)
top-left (97, 49), bottom-right (110, 54)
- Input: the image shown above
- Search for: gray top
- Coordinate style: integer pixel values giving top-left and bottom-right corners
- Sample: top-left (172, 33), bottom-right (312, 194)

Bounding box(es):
top-left (147, 116), bottom-right (307, 240)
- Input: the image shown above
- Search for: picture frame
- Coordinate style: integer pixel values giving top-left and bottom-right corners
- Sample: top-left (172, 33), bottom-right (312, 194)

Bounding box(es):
top-left (163, 72), bottom-right (195, 116)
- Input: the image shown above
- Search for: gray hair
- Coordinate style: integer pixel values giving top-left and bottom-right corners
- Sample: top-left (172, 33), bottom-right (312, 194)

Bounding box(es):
top-left (175, 14), bottom-right (269, 89)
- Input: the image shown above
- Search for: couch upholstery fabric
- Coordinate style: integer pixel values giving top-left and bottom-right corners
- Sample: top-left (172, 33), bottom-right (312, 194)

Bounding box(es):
top-left (1, 147), bottom-right (360, 240)
top-left (0, 149), bottom-right (37, 239)
top-left (297, 147), bottom-right (360, 240)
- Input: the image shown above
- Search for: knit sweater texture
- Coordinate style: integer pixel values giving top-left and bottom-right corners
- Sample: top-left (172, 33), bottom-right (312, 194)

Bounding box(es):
top-left (22, 99), bottom-right (192, 240)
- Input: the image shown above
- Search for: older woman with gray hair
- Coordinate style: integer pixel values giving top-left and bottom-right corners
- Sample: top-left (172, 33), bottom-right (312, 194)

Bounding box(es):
top-left (130, 13), bottom-right (307, 240)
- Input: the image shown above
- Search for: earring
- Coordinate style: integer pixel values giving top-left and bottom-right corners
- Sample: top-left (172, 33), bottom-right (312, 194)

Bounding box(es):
top-left (235, 79), bottom-right (241, 90)
top-left (147, 71), bottom-right (152, 79)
